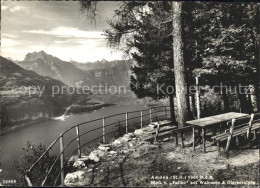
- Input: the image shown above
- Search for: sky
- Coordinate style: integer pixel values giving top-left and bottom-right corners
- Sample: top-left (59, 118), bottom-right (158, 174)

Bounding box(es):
top-left (1, 1), bottom-right (124, 63)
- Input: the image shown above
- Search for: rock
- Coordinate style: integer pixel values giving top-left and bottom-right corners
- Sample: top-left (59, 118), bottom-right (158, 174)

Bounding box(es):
top-left (148, 124), bottom-right (155, 128)
top-left (134, 129), bottom-right (144, 136)
top-left (127, 133), bottom-right (135, 137)
top-left (145, 126), bottom-right (154, 132)
top-left (76, 156), bottom-right (90, 161)
top-left (132, 151), bottom-right (142, 158)
top-left (68, 155), bottom-right (79, 165)
top-left (122, 137), bottom-right (131, 142)
top-left (112, 139), bottom-right (123, 147)
top-left (136, 143), bottom-right (158, 153)
top-left (89, 150), bottom-right (106, 162)
top-left (116, 158), bottom-right (124, 163)
top-left (149, 122), bottom-right (159, 128)
top-left (107, 154), bottom-right (117, 161)
top-left (137, 141), bottom-right (146, 146)
top-left (89, 154), bottom-right (100, 162)
top-left (122, 133), bottom-right (134, 142)
top-left (129, 142), bottom-right (134, 147)
top-left (109, 150), bottom-right (117, 155)
top-left (73, 160), bottom-right (86, 169)
top-left (163, 137), bottom-right (170, 141)
top-left (159, 120), bottom-right (170, 125)
top-left (64, 171), bottom-right (85, 185)
top-left (98, 144), bottom-right (111, 151)
top-left (148, 144), bottom-right (159, 149)
top-left (120, 149), bottom-right (130, 154)
top-left (97, 150), bottom-right (107, 157)
top-left (107, 151), bottom-right (118, 160)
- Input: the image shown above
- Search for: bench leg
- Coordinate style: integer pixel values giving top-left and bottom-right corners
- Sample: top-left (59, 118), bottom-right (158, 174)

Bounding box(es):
top-left (154, 125), bottom-right (160, 142)
top-left (181, 132), bottom-right (184, 148)
top-left (254, 130), bottom-right (257, 139)
top-left (244, 133), bottom-right (247, 140)
top-left (226, 134), bottom-right (232, 152)
top-left (202, 128), bottom-right (206, 153)
top-left (236, 136), bottom-right (240, 146)
top-left (175, 132), bottom-right (178, 146)
top-left (193, 126), bottom-right (195, 151)
top-left (154, 130), bottom-right (158, 142)
top-left (217, 141), bottom-right (220, 152)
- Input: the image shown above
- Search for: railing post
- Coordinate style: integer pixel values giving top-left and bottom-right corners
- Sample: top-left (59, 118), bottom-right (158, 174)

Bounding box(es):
top-left (150, 108), bottom-right (152, 123)
top-left (126, 112), bottom-right (128, 134)
top-left (102, 117), bottom-right (106, 143)
top-left (196, 76), bottom-right (201, 119)
top-left (76, 125), bottom-right (81, 158)
top-left (165, 106), bottom-right (167, 119)
top-left (59, 134), bottom-right (64, 186)
top-left (24, 171), bottom-right (33, 186)
top-left (140, 110), bottom-right (143, 128)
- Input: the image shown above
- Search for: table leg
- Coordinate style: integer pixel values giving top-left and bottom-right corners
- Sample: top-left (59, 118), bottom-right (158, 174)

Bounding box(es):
top-left (193, 126), bottom-right (195, 151)
top-left (202, 128), bottom-right (206, 153)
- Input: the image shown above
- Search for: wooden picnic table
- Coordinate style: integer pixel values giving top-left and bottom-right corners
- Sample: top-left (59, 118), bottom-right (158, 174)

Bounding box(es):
top-left (186, 112), bottom-right (249, 153)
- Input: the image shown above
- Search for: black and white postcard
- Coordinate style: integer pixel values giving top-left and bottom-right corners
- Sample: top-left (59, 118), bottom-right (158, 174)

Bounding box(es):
top-left (0, 1), bottom-right (259, 187)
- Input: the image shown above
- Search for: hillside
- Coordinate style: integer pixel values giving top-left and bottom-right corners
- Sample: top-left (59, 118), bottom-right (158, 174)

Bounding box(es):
top-left (0, 56), bottom-right (90, 132)
top-left (72, 59), bottom-right (132, 88)
top-left (16, 51), bottom-right (86, 86)
top-left (16, 52), bottom-right (132, 89)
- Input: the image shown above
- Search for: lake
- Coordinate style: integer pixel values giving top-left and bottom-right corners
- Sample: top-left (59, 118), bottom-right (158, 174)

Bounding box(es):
top-left (1, 103), bottom-right (166, 182)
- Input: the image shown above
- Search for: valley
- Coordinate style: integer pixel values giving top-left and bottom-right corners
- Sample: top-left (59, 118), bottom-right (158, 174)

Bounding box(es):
top-left (0, 53), bottom-right (138, 133)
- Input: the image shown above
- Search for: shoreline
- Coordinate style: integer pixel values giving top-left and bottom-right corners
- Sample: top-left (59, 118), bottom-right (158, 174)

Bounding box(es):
top-left (0, 103), bottom-right (116, 135)
top-left (0, 100), bottom-right (164, 135)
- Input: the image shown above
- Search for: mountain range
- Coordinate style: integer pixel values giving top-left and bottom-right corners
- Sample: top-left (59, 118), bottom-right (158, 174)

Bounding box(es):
top-left (71, 59), bottom-right (132, 88)
top-left (0, 56), bottom-right (88, 132)
top-left (16, 51), bottom-right (86, 86)
top-left (0, 52), bottom-right (133, 132)
top-left (16, 51), bottom-right (132, 88)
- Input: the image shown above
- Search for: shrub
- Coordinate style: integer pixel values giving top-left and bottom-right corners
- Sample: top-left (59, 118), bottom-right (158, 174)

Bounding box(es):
top-left (13, 141), bottom-right (59, 186)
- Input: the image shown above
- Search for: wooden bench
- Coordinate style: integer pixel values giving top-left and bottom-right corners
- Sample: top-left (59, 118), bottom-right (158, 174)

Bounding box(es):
top-left (144, 122), bottom-right (192, 147)
top-left (212, 113), bottom-right (260, 152)
top-left (250, 112), bottom-right (260, 139)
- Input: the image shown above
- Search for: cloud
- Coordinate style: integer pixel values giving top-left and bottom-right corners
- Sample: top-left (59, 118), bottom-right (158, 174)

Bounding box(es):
top-left (1, 33), bottom-right (18, 39)
top-left (22, 27), bottom-right (106, 39)
top-left (2, 6), bottom-right (8, 10)
top-left (53, 38), bottom-right (105, 48)
top-left (10, 6), bottom-right (26, 12)
top-left (44, 45), bottom-right (123, 62)
top-left (1, 5), bottom-right (27, 12)
top-left (1, 38), bottom-right (21, 47)
top-left (1, 1), bottom-right (122, 62)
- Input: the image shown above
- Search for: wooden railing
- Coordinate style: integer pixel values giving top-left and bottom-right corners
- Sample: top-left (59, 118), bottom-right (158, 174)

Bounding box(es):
top-left (24, 106), bottom-right (173, 186)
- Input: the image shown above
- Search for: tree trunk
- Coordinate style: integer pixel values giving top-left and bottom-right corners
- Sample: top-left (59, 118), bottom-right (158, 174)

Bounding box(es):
top-left (169, 94), bottom-right (177, 124)
top-left (191, 94), bottom-right (196, 119)
top-left (237, 92), bottom-right (252, 114)
top-left (257, 3), bottom-right (260, 111)
top-left (253, 3), bottom-right (260, 111)
top-left (195, 77), bottom-right (201, 119)
top-left (186, 83), bottom-right (192, 120)
top-left (249, 85), bottom-right (258, 112)
top-left (222, 87), bottom-right (230, 112)
top-left (172, 1), bottom-right (188, 128)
